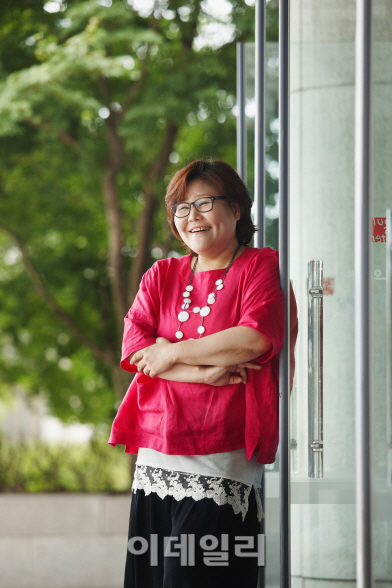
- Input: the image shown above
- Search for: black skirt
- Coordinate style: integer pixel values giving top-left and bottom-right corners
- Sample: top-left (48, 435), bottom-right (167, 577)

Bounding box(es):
top-left (124, 483), bottom-right (263, 588)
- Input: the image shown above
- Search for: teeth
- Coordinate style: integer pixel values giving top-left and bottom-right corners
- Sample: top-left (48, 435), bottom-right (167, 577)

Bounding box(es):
top-left (191, 228), bottom-right (210, 233)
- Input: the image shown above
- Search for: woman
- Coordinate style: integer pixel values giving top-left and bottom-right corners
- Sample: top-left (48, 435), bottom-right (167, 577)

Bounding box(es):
top-left (108, 159), bottom-right (298, 587)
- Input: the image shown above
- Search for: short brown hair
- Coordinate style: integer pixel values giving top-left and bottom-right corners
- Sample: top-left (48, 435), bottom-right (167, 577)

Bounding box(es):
top-left (165, 159), bottom-right (258, 256)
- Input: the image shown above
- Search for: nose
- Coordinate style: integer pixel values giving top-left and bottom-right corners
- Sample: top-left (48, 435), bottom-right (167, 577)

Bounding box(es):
top-left (188, 202), bottom-right (202, 221)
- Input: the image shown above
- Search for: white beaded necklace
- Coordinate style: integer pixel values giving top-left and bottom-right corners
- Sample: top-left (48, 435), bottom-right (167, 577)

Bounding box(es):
top-left (175, 242), bottom-right (243, 340)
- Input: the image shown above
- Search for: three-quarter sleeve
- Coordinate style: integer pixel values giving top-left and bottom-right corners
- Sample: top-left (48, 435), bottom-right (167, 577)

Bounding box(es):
top-left (120, 263), bottom-right (160, 377)
top-left (237, 249), bottom-right (286, 364)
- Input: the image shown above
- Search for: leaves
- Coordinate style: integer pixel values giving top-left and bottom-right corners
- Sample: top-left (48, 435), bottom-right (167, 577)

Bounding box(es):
top-left (0, 0), bottom-right (279, 427)
top-left (0, 433), bottom-right (131, 493)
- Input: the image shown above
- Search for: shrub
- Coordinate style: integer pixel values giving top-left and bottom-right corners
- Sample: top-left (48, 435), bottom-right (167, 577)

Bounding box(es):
top-left (0, 433), bottom-right (131, 493)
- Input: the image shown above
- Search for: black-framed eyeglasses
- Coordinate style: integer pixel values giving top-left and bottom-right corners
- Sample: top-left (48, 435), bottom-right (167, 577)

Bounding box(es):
top-left (170, 196), bottom-right (226, 218)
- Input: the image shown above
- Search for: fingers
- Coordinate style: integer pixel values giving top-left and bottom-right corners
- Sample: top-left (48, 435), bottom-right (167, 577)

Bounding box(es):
top-left (226, 365), bottom-right (244, 373)
top-left (225, 365), bottom-right (237, 372)
top-left (136, 359), bottom-right (147, 373)
top-left (139, 365), bottom-right (154, 378)
top-left (237, 367), bottom-right (247, 384)
top-left (225, 365), bottom-right (248, 384)
top-left (212, 367), bottom-right (230, 384)
top-left (230, 375), bottom-right (245, 385)
top-left (226, 363), bottom-right (262, 372)
top-left (237, 362), bottom-right (262, 370)
top-left (205, 366), bottom-right (231, 386)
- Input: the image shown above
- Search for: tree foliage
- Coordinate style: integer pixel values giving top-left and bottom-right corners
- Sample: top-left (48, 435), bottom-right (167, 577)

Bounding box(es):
top-left (0, 0), bottom-right (278, 427)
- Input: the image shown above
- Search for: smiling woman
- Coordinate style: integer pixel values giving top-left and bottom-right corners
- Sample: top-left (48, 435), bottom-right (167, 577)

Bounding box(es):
top-left (108, 159), bottom-right (298, 588)
top-left (173, 182), bottom-right (242, 273)
top-left (166, 159), bottom-right (256, 265)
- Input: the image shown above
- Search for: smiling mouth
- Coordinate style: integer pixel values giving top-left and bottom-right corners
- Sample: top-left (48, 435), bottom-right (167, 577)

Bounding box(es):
top-left (189, 228), bottom-right (212, 234)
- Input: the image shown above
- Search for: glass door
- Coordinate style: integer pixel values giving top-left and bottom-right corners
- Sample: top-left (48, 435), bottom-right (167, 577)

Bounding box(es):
top-left (370, 0), bottom-right (392, 579)
top-left (289, 0), bottom-right (392, 586)
top-left (245, 39), bottom-right (281, 587)
top-left (289, 18), bottom-right (358, 580)
top-left (244, 2), bottom-right (392, 584)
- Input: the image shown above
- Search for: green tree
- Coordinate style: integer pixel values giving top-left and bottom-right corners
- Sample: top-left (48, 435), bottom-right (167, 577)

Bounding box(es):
top-left (0, 0), bottom-right (278, 426)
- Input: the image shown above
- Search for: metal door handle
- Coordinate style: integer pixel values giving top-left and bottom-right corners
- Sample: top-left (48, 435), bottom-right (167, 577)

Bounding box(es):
top-left (290, 278), bottom-right (298, 474)
top-left (308, 260), bottom-right (324, 478)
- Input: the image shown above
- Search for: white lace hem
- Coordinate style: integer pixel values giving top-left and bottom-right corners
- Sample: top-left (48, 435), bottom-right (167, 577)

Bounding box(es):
top-left (132, 464), bottom-right (264, 523)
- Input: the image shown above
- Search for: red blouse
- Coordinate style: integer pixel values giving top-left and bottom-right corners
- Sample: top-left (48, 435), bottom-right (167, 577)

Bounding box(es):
top-left (108, 245), bottom-right (298, 464)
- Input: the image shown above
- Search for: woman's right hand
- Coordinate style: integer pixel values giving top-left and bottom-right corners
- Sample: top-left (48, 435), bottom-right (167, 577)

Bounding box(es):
top-left (202, 362), bottom-right (262, 386)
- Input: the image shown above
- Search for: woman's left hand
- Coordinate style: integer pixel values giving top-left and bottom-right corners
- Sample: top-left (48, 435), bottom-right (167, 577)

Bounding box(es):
top-left (130, 337), bottom-right (176, 378)
top-left (202, 366), bottom-right (246, 386)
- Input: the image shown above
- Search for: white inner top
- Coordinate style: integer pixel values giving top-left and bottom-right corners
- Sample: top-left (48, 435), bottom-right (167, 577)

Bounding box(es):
top-left (136, 447), bottom-right (265, 487)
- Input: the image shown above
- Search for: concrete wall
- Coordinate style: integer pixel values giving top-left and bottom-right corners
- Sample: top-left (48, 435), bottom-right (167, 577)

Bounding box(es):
top-left (0, 493), bottom-right (131, 588)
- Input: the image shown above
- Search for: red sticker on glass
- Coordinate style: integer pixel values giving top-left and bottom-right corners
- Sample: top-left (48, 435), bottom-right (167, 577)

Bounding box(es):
top-left (372, 217), bottom-right (387, 242)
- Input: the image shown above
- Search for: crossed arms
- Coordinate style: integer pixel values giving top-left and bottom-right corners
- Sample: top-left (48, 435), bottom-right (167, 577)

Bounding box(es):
top-left (128, 326), bottom-right (272, 386)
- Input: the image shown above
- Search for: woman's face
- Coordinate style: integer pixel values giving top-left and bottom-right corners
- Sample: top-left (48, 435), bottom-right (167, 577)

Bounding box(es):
top-left (174, 179), bottom-right (241, 256)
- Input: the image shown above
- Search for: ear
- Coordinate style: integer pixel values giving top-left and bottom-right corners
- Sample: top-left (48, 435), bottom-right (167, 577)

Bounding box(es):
top-left (233, 205), bottom-right (241, 222)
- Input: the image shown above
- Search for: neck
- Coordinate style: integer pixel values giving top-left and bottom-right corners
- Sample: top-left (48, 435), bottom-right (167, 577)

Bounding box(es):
top-left (191, 243), bottom-right (245, 272)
